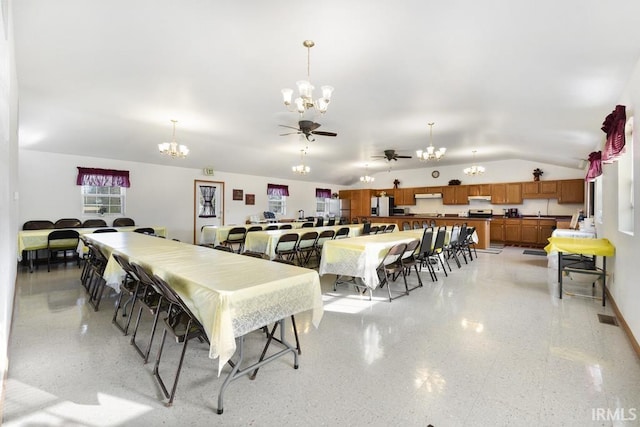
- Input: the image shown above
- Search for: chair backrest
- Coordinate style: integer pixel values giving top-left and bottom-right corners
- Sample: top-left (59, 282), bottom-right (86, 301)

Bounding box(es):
top-left (402, 221), bottom-right (411, 231)
top-left (94, 228), bottom-right (118, 233)
top-left (433, 226), bottom-right (447, 253)
top-left (385, 224), bottom-right (396, 233)
top-left (301, 222), bottom-right (314, 228)
top-left (362, 222), bottom-right (372, 235)
top-left (422, 220), bottom-right (429, 228)
top-left (82, 219), bottom-right (107, 228)
top-left (418, 227), bottom-right (434, 255)
top-left (450, 225), bottom-right (461, 245)
top-left (23, 220), bottom-right (55, 230)
top-left (315, 229), bottom-right (335, 247)
top-left (134, 227), bottom-right (156, 235)
top-left (326, 218), bottom-right (336, 226)
top-left (412, 221), bottom-right (421, 230)
top-left (335, 227), bottom-right (349, 239)
top-left (297, 231), bottom-right (319, 250)
top-left (225, 227), bottom-right (246, 242)
top-left (130, 262), bottom-right (161, 294)
top-left (377, 225), bottom-right (387, 233)
top-left (54, 218), bottom-right (82, 228)
top-left (465, 226), bottom-right (476, 243)
top-left (113, 217), bottom-right (135, 227)
top-left (339, 217), bottom-right (348, 225)
top-left (401, 239), bottom-right (421, 261)
top-left (214, 245), bottom-right (234, 252)
top-left (265, 225), bottom-right (278, 230)
top-left (457, 225), bottom-right (468, 245)
top-left (247, 226), bottom-right (262, 233)
top-left (379, 243), bottom-right (407, 269)
top-left (275, 233), bottom-right (299, 253)
top-left (315, 217), bottom-right (324, 227)
top-left (279, 224), bottom-right (293, 229)
top-left (369, 226), bottom-right (379, 234)
top-left (351, 218), bottom-right (359, 224)
top-left (47, 230), bottom-right (80, 249)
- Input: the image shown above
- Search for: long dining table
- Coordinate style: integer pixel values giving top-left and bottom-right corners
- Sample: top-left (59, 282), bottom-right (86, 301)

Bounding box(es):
top-left (318, 229), bottom-right (426, 291)
top-left (83, 232), bottom-right (323, 412)
top-left (243, 223), bottom-right (397, 260)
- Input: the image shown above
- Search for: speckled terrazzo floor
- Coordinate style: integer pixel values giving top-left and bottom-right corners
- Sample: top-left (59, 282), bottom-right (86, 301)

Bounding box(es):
top-left (4, 247), bottom-right (640, 426)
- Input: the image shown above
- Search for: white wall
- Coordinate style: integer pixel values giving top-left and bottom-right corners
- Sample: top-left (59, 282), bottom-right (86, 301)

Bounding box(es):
top-left (358, 159), bottom-right (585, 216)
top-left (599, 58), bottom-right (640, 345)
top-left (0, 0), bottom-right (19, 410)
top-left (18, 150), bottom-right (347, 244)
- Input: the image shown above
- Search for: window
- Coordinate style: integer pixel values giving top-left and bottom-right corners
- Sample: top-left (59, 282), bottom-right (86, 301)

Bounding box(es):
top-left (268, 195), bottom-right (286, 215)
top-left (316, 197), bottom-right (326, 215)
top-left (267, 183), bottom-right (289, 215)
top-left (315, 188), bottom-right (331, 215)
top-left (76, 167), bottom-right (130, 216)
top-left (82, 185), bottom-right (125, 215)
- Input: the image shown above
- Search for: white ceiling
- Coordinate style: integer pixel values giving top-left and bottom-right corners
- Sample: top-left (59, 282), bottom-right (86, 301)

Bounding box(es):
top-left (12, 1), bottom-right (640, 185)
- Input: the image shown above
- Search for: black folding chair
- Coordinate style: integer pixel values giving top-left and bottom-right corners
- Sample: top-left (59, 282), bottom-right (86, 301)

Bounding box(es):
top-left (46, 229), bottom-right (80, 272)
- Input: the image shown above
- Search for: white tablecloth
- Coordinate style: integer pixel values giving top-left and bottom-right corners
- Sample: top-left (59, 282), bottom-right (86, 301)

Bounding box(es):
top-left (547, 229), bottom-right (597, 268)
top-left (84, 232), bottom-right (323, 374)
top-left (318, 229), bottom-right (425, 289)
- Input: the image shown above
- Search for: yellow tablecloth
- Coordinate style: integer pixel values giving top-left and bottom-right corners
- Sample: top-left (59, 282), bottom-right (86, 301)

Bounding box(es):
top-left (199, 223), bottom-right (301, 246)
top-left (243, 223), bottom-right (397, 260)
top-left (84, 232), bottom-right (323, 375)
top-left (318, 229), bottom-right (425, 289)
top-left (544, 237), bottom-right (615, 257)
top-left (17, 226), bottom-right (167, 261)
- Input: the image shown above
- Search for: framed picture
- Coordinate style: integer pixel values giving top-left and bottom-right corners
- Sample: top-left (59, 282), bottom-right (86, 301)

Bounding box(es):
top-left (193, 180), bottom-right (224, 244)
top-left (245, 194), bottom-right (255, 205)
top-left (233, 189), bottom-right (243, 201)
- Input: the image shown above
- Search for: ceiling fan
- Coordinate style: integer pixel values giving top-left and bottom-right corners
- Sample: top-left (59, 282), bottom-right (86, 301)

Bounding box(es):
top-left (279, 120), bottom-right (337, 142)
top-left (372, 149), bottom-right (413, 162)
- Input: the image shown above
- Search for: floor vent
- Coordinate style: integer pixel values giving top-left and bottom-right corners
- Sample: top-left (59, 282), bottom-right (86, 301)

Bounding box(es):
top-left (597, 314), bottom-right (619, 326)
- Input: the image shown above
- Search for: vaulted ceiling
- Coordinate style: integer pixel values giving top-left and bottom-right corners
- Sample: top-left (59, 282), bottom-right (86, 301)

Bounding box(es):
top-left (12, 1), bottom-right (640, 185)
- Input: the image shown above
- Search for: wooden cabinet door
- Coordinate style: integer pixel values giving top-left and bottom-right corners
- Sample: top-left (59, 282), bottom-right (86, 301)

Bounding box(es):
top-left (442, 187), bottom-right (456, 204)
top-left (468, 184), bottom-right (491, 196)
top-left (455, 186), bottom-right (470, 204)
top-left (521, 221), bottom-right (538, 244)
top-left (504, 219), bottom-right (521, 242)
top-left (522, 182), bottom-right (539, 198)
top-left (539, 181), bottom-right (557, 196)
top-left (558, 179), bottom-right (584, 204)
top-left (402, 187), bottom-right (416, 205)
top-left (505, 183), bottom-right (522, 204)
top-left (490, 219), bottom-right (504, 242)
top-left (538, 219), bottom-right (556, 244)
top-left (491, 184), bottom-right (506, 204)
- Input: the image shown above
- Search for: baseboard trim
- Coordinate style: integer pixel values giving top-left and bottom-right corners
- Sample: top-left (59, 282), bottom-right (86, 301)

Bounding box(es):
top-left (605, 288), bottom-right (640, 359)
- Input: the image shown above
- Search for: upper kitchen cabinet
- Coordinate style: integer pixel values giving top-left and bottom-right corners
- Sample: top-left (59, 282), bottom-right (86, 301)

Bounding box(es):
top-left (467, 184), bottom-right (492, 197)
top-left (442, 185), bottom-right (469, 205)
top-left (558, 179), bottom-right (585, 204)
top-left (522, 181), bottom-right (558, 199)
top-left (491, 183), bottom-right (522, 204)
top-left (395, 187), bottom-right (416, 205)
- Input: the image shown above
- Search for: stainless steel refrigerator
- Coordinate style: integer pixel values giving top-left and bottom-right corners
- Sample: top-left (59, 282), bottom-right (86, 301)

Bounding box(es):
top-left (371, 196), bottom-right (394, 216)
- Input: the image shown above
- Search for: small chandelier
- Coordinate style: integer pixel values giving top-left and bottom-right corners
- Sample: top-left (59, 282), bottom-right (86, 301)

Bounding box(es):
top-left (360, 165), bottom-right (375, 183)
top-left (292, 149), bottom-right (311, 175)
top-left (281, 40), bottom-right (334, 115)
top-left (158, 120), bottom-right (189, 158)
top-left (464, 150), bottom-right (485, 176)
top-left (416, 122), bottom-right (446, 161)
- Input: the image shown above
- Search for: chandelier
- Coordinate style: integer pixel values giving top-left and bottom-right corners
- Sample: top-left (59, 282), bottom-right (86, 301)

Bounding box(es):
top-left (416, 122), bottom-right (446, 161)
top-left (158, 120), bottom-right (189, 158)
top-left (360, 165), bottom-right (375, 183)
top-left (292, 149), bottom-right (311, 174)
top-left (464, 150), bottom-right (485, 176)
top-left (281, 40), bottom-right (334, 115)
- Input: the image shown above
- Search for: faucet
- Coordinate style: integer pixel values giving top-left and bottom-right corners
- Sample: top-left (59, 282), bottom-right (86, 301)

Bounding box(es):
top-left (298, 209), bottom-right (304, 219)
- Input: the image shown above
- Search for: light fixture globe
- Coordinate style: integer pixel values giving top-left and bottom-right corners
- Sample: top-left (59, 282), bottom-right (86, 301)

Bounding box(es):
top-left (158, 120), bottom-right (189, 158)
top-left (416, 122), bottom-right (446, 161)
top-left (292, 149), bottom-right (311, 175)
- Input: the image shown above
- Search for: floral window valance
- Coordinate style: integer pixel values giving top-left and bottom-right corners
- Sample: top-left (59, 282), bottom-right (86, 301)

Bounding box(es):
top-left (601, 105), bottom-right (626, 163)
top-left (76, 167), bottom-right (131, 188)
top-left (585, 151), bottom-right (602, 182)
top-left (267, 183), bottom-right (289, 196)
top-left (315, 188), bottom-right (332, 198)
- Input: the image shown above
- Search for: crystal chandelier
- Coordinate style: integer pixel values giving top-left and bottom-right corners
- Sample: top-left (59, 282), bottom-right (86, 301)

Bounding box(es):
top-left (158, 120), bottom-right (189, 158)
top-left (281, 40), bottom-right (334, 115)
top-left (464, 150), bottom-right (485, 175)
top-left (416, 122), bottom-right (446, 161)
top-left (292, 149), bottom-right (311, 175)
top-left (360, 165), bottom-right (375, 183)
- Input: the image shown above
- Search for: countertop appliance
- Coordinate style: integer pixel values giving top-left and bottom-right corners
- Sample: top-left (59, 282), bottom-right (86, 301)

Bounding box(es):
top-left (371, 196), bottom-right (394, 216)
top-left (468, 209), bottom-right (493, 218)
top-left (507, 208), bottom-right (519, 218)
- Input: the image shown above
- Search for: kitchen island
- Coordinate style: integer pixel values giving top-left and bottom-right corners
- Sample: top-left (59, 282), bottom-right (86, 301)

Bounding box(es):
top-left (361, 216), bottom-right (491, 249)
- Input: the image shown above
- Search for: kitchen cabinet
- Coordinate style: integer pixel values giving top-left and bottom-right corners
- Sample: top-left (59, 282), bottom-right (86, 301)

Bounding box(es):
top-left (522, 181), bottom-right (558, 199)
top-left (340, 189), bottom-right (373, 219)
top-left (520, 220), bottom-right (538, 244)
top-left (558, 179), bottom-right (584, 204)
top-left (490, 218), bottom-right (504, 242)
top-left (491, 183), bottom-right (522, 204)
top-left (442, 185), bottom-right (469, 205)
top-left (538, 219), bottom-right (556, 244)
top-left (395, 187), bottom-right (416, 205)
top-left (467, 184), bottom-right (492, 197)
top-left (504, 219), bottom-right (522, 243)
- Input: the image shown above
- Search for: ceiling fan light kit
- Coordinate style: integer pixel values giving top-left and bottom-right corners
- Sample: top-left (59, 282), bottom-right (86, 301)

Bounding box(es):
top-left (158, 120), bottom-right (189, 158)
top-left (417, 122), bottom-right (446, 161)
top-left (279, 120), bottom-right (337, 142)
top-left (282, 40), bottom-right (334, 115)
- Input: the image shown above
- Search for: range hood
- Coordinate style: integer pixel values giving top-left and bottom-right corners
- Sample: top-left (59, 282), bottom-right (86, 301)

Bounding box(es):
top-left (468, 195), bottom-right (492, 201)
top-left (415, 193), bottom-right (443, 199)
